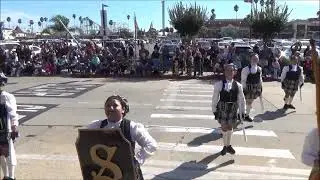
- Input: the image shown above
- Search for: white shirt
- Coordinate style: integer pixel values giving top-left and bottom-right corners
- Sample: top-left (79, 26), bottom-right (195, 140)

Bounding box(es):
top-left (241, 64), bottom-right (263, 89)
top-left (87, 119), bottom-right (157, 165)
top-left (301, 128), bottom-right (319, 166)
top-left (0, 91), bottom-right (19, 129)
top-left (211, 80), bottom-right (246, 114)
top-left (280, 65), bottom-right (304, 86)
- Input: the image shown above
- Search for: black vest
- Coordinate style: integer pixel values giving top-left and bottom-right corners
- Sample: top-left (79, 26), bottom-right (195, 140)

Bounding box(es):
top-left (285, 65), bottom-right (301, 81)
top-left (247, 65), bottom-right (261, 84)
top-left (0, 92), bottom-right (8, 144)
top-left (219, 80), bottom-right (239, 103)
top-left (100, 119), bottom-right (135, 152)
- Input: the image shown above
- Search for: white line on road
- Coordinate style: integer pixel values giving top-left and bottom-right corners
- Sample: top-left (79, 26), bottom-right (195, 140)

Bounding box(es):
top-left (163, 93), bottom-right (212, 97)
top-left (17, 154), bottom-right (310, 179)
top-left (168, 86), bottom-right (213, 90)
top-left (142, 160), bottom-right (309, 179)
top-left (164, 89), bottom-right (213, 93)
top-left (158, 142), bottom-right (295, 159)
top-left (155, 105), bottom-right (211, 111)
top-left (145, 125), bottom-right (277, 137)
top-left (17, 109), bottom-right (38, 112)
top-left (151, 113), bottom-right (215, 120)
top-left (160, 99), bottom-right (211, 103)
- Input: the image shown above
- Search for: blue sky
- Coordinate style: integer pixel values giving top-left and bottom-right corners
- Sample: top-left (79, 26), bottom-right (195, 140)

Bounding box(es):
top-left (1, 0), bottom-right (319, 32)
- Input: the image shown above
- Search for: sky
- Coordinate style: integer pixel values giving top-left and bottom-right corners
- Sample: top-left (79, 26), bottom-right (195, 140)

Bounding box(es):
top-left (0, 0), bottom-right (319, 32)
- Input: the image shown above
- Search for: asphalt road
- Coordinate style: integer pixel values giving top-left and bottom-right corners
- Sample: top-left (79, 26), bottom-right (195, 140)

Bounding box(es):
top-left (4, 76), bottom-right (316, 179)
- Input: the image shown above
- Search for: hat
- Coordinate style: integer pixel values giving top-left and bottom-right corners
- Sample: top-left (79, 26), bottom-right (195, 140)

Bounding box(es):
top-left (0, 72), bottom-right (8, 86)
top-left (224, 63), bottom-right (237, 70)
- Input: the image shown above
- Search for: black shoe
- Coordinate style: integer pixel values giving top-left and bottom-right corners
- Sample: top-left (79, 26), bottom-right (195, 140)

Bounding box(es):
top-left (3, 177), bottom-right (15, 180)
top-left (244, 115), bottom-right (253, 122)
top-left (220, 146), bottom-right (227, 156)
top-left (287, 104), bottom-right (296, 109)
top-left (227, 145), bottom-right (236, 155)
top-left (283, 104), bottom-right (289, 109)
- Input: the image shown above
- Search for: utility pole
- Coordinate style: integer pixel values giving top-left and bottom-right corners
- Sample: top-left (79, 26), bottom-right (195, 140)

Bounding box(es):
top-left (101, 3), bottom-right (109, 39)
top-left (161, 0), bottom-right (165, 36)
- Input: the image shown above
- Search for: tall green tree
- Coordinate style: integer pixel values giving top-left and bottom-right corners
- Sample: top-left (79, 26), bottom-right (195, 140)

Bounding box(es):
top-left (6, 17), bottom-right (11, 28)
top-left (50, 15), bottom-right (70, 32)
top-left (119, 28), bottom-right (133, 38)
top-left (234, 5), bottom-right (239, 20)
top-left (245, 0), bottom-right (291, 43)
top-left (168, 2), bottom-right (207, 39)
top-left (17, 19), bottom-right (22, 27)
top-left (210, 9), bottom-right (216, 21)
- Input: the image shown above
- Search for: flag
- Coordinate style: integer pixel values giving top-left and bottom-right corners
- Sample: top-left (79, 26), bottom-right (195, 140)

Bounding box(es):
top-left (244, 0), bottom-right (252, 3)
top-left (102, 4), bottom-right (108, 7)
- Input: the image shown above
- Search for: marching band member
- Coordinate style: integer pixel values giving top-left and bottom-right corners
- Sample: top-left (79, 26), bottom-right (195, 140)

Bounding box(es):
top-left (87, 95), bottom-right (157, 180)
top-left (241, 53), bottom-right (263, 122)
top-left (280, 54), bottom-right (304, 109)
top-left (212, 63), bottom-right (246, 155)
top-left (0, 72), bottom-right (19, 180)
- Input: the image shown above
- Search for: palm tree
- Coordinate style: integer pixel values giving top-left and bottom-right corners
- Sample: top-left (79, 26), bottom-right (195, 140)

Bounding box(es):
top-left (127, 15), bottom-right (130, 28)
top-left (44, 17), bottom-right (48, 28)
top-left (260, 0), bottom-right (264, 11)
top-left (234, 5), bottom-right (239, 20)
top-left (40, 17), bottom-right (44, 29)
top-left (79, 16), bottom-right (82, 28)
top-left (72, 14), bottom-right (76, 27)
top-left (6, 17), bottom-right (11, 28)
top-left (210, 9), bottom-right (216, 21)
top-left (18, 19), bottom-right (22, 27)
top-left (38, 21), bottom-right (42, 31)
top-left (29, 20), bottom-right (34, 33)
top-left (254, 0), bottom-right (259, 10)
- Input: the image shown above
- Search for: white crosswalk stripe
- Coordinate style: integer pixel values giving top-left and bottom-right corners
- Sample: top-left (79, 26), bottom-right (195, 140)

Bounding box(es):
top-left (144, 80), bottom-right (309, 179)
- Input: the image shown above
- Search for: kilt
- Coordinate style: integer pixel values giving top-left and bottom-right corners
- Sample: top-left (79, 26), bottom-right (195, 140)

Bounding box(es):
top-left (244, 83), bottom-right (262, 100)
top-left (216, 101), bottom-right (238, 125)
top-left (282, 79), bottom-right (299, 96)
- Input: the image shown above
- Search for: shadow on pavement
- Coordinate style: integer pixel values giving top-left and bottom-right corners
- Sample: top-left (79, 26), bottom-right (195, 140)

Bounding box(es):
top-left (187, 132), bottom-right (222, 147)
top-left (151, 155), bottom-right (234, 180)
top-left (254, 109), bottom-right (296, 121)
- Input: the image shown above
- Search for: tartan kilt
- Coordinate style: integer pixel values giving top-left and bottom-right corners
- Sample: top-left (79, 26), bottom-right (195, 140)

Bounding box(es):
top-left (216, 101), bottom-right (238, 125)
top-left (244, 83), bottom-right (262, 100)
top-left (282, 79), bottom-right (299, 96)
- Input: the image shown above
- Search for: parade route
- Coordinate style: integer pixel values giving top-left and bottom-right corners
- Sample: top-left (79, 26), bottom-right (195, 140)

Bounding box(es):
top-left (4, 76), bottom-right (316, 179)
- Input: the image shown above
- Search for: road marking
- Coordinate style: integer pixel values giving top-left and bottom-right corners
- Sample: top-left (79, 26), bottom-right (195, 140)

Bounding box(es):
top-left (157, 142), bottom-right (295, 159)
top-left (142, 160), bottom-right (309, 179)
top-left (163, 93), bottom-right (212, 97)
top-left (18, 115), bottom-right (26, 120)
top-left (155, 105), bottom-right (211, 111)
top-left (168, 86), bottom-right (213, 90)
top-left (151, 113), bottom-right (215, 120)
top-left (160, 99), bottom-right (211, 103)
top-left (146, 125), bottom-right (278, 137)
top-left (165, 89), bottom-right (213, 93)
top-left (16, 154), bottom-right (306, 179)
top-left (17, 109), bottom-right (38, 112)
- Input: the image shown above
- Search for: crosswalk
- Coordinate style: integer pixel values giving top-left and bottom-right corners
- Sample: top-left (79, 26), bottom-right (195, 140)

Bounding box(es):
top-left (143, 80), bottom-right (310, 179)
top-left (17, 104), bottom-right (57, 124)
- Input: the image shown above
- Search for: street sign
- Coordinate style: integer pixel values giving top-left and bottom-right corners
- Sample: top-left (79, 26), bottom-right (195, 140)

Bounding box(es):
top-left (76, 129), bottom-right (136, 180)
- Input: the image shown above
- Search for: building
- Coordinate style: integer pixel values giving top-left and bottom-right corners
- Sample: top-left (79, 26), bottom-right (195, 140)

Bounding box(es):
top-left (206, 19), bottom-right (250, 38)
top-left (288, 18), bottom-right (320, 39)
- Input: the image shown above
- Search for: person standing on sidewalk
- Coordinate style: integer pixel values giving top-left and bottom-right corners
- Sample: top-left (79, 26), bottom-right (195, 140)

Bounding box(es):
top-left (212, 63), bottom-right (246, 155)
top-left (241, 53), bottom-right (263, 122)
top-left (0, 72), bottom-right (19, 180)
top-left (280, 54), bottom-right (304, 109)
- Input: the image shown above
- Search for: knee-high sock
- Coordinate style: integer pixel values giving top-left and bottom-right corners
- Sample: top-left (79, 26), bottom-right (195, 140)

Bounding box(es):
top-left (6, 156), bottom-right (15, 179)
top-left (1, 156), bottom-right (9, 177)
top-left (222, 131), bottom-right (228, 146)
top-left (246, 101), bottom-right (252, 116)
top-left (288, 96), bottom-right (294, 104)
top-left (226, 130), bottom-right (233, 146)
